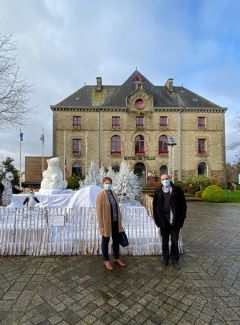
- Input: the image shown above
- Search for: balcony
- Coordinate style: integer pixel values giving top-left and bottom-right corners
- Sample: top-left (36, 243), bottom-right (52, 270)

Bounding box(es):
top-left (135, 151), bottom-right (145, 156)
top-left (111, 152), bottom-right (121, 157)
top-left (159, 125), bottom-right (168, 130)
top-left (112, 125), bottom-right (120, 130)
top-left (72, 151), bottom-right (81, 158)
top-left (159, 150), bottom-right (169, 157)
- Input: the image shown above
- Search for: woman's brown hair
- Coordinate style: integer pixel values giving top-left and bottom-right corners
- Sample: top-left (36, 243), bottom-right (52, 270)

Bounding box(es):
top-left (102, 177), bottom-right (112, 184)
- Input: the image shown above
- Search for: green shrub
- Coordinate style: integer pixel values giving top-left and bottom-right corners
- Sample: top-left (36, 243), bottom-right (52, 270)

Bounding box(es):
top-left (67, 175), bottom-right (81, 190)
top-left (181, 176), bottom-right (215, 194)
top-left (202, 185), bottom-right (228, 203)
top-left (195, 191), bottom-right (202, 199)
top-left (174, 181), bottom-right (188, 192)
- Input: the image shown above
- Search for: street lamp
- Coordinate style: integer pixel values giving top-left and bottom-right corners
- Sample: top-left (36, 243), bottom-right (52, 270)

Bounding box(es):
top-left (168, 136), bottom-right (177, 183)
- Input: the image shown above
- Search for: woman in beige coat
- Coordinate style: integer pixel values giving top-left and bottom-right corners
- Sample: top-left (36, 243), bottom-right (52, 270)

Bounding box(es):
top-left (96, 177), bottom-right (126, 270)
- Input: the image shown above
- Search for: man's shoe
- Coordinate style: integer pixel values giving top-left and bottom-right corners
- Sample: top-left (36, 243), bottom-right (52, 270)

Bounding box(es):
top-left (104, 261), bottom-right (113, 270)
top-left (172, 260), bottom-right (181, 270)
top-left (162, 259), bottom-right (169, 267)
top-left (114, 259), bottom-right (126, 267)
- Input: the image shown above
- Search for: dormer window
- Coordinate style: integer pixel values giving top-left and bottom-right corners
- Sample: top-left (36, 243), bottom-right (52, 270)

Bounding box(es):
top-left (135, 98), bottom-right (144, 109)
top-left (134, 75), bottom-right (143, 90)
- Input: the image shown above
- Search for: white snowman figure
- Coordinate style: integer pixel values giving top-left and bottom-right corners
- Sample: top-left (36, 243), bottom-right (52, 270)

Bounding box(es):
top-left (2, 172), bottom-right (14, 206)
top-left (40, 157), bottom-right (68, 192)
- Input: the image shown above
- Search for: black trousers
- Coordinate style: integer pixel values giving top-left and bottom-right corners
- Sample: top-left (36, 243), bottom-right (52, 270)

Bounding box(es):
top-left (102, 220), bottom-right (120, 261)
top-left (160, 222), bottom-right (180, 262)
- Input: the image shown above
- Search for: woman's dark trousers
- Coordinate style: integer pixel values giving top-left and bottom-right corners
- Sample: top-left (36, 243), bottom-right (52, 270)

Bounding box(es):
top-left (160, 222), bottom-right (180, 263)
top-left (102, 221), bottom-right (120, 261)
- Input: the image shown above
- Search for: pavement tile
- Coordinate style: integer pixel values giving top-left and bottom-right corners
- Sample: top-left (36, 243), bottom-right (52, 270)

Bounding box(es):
top-left (2, 290), bottom-right (21, 300)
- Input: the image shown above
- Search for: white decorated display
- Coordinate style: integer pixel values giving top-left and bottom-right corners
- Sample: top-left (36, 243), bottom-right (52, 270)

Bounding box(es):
top-left (79, 160), bottom-right (142, 203)
top-left (67, 185), bottom-right (102, 208)
top-left (40, 157), bottom-right (68, 193)
top-left (1, 172), bottom-right (14, 206)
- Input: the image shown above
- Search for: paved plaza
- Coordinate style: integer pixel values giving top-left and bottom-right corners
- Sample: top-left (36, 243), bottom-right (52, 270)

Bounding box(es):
top-left (0, 202), bottom-right (240, 325)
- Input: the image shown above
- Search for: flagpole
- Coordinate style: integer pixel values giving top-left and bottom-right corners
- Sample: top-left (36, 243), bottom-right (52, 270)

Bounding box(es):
top-left (41, 129), bottom-right (45, 180)
top-left (19, 128), bottom-right (22, 189)
top-left (63, 130), bottom-right (66, 181)
top-left (85, 131), bottom-right (88, 174)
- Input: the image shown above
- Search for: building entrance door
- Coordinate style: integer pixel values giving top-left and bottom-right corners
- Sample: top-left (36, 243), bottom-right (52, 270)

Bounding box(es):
top-left (134, 163), bottom-right (146, 181)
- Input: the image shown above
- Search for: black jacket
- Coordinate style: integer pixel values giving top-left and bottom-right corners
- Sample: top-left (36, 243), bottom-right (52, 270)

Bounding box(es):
top-left (153, 183), bottom-right (187, 229)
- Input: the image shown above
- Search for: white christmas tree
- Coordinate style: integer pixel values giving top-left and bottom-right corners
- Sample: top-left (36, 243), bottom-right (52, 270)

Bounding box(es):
top-left (106, 165), bottom-right (117, 184)
top-left (113, 160), bottom-right (141, 203)
top-left (79, 161), bottom-right (99, 188)
top-left (97, 166), bottom-right (106, 187)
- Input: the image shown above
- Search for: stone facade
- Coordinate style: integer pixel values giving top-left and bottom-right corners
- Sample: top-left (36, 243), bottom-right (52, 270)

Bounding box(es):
top-left (51, 71), bottom-right (227, 184)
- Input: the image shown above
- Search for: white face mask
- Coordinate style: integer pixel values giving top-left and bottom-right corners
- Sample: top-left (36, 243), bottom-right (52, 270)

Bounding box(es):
top-left (104, 183), bottom-right (112, 191)
top-left (162, 179), bottom-right (170, 187)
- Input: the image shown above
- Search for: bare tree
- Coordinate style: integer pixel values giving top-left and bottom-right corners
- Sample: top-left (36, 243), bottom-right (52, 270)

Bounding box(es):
top-left (0, 33), bottom-right (32, 127)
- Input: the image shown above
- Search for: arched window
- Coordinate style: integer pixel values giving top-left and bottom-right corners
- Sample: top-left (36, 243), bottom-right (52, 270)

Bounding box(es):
top-left (159, 135), bottom-right (168, 154)
top-left (160, 165), bottom-right (168, 175)
top-left (134, 163), bottom-right (146, 178)
top-left (111, 136), bottom-right (121, 156)
top-left (135, 135), bottom-right (145, 155)
top-left (72, 163), bottom-right (82, 176)
top-left (198, 162), bottom-right (207, 176)
top-left (112, 165), bottom-right (120, 172)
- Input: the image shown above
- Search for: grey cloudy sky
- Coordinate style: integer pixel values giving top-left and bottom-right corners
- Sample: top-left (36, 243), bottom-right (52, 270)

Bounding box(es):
top-left (0, 0), bottom-right (239, 169)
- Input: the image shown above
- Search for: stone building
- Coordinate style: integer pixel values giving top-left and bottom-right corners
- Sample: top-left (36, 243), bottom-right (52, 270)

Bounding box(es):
top-left (51, 70), bottom-right (227, 184)
top-left (24, 156), bottom-right (51, 188)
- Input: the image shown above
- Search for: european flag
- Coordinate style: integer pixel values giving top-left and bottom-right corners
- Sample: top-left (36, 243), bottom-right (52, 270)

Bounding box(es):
top-left (20, 129), bottom-right (23, 142)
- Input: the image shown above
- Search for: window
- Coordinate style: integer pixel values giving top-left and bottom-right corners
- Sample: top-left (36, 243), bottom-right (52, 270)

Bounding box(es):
top-left (198, 162), bottom-right (207, 176)
top-left (160, 116), bottom-right (168, 127)
top-left (134, 75), bottom-right (143, 82)
top-left (111, 136), bottom-right (121, 156)
top-left (198, 139), bottom-right (206, 154)
top-left (112, 116), bottom-right (120, 129)
top-left (72, 139), bottom-right (81, 154)
top-left (136, 116), bottom-right (144, 129)
top-left (73, 116), bottom-right (81, 127)
top-left (72, 163), bottom-right (82, 176)
top-left (159, 135), bottom-right (168, 154)
top-left (198, 117), bottom-right (206, 128)
top-left (135, 135), bottom-right (145, 155)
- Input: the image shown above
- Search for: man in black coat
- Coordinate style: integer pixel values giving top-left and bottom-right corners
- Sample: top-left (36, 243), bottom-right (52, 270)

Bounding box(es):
top-left (0, 182), bottom-right (4, 206)
top-left (153, 174), bottom-right (187, 269)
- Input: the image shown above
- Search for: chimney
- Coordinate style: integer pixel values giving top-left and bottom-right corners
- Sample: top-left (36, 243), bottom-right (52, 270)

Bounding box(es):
top-left (96, 77), bottom-right (102, 91)
top-left (165, 78), bottom-right (174, 92)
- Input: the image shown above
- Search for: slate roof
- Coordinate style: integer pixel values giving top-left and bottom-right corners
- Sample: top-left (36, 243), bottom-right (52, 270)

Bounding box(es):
top-left (51, 70), bottom-right (226, 111)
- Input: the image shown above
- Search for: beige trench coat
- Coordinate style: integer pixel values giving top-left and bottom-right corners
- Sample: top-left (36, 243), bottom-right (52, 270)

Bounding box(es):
top-left (96, 190), bottom-right (123, 237)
